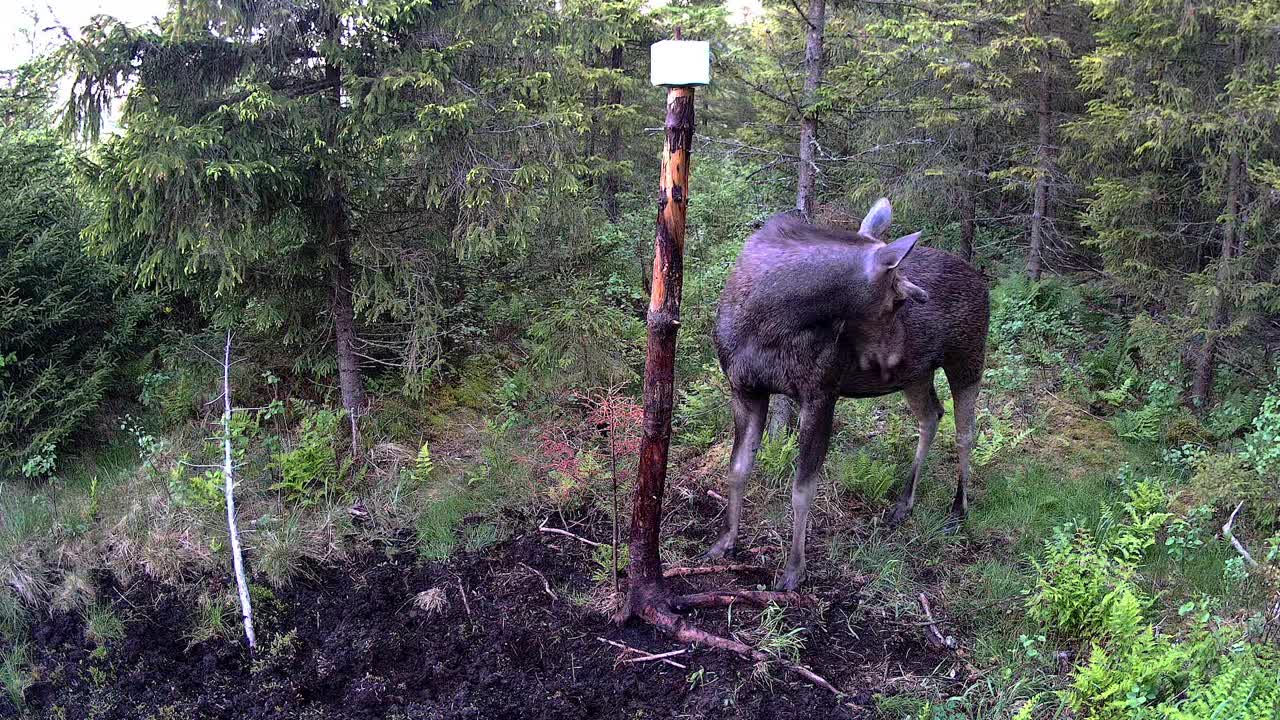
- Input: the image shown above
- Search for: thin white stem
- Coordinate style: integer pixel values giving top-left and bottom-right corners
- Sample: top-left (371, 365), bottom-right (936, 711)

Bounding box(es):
top-left (223, 331), bottom-right (256, 650)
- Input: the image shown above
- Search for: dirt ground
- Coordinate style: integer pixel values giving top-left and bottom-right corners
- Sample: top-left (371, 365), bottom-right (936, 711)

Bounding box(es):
top-left (7, 508), bottom-right (954, 720)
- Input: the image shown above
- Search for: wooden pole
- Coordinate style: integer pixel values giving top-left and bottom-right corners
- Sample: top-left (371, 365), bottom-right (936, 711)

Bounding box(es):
top-left (623, 82), bottom-right (695, 618)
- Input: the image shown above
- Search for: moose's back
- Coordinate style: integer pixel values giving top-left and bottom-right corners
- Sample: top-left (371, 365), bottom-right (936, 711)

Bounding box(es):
top-left (713, 213), bottom-right (989, 400)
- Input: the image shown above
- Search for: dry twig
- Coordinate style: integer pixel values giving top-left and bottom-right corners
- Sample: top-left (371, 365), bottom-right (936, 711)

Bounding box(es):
top-left (221, 332), bottom-right (256, 651)
top-left (538, 524), bottom-right (602, 548)
top-left (596, 637), bottom-right (687, 669)
top-left (621, 648), bottom-right (688, 666)
top-left (519, 562), bottom-right (557, 601)
top-left (918, 593), bottom-right (954, 650)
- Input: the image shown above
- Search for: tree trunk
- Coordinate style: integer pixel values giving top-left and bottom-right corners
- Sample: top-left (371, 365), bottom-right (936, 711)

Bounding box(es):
top-left (604, 45), bottom-right (624, 226)
top-left (623, 85), bottom-right (694, 618)
top-left (331, 233), bottom-right (367, 436)
top-left (320, 9), bottom-right (366, 452)
top-left (767, 395), bottom-right (797, 436)
top-left (1192, 148), bottom-right (1243, 409)
top-left (1192, 37), bottom-right (1247, 411)
top-left (795, 0), bottom-right (827, 219)
top-left (959, 124), bottom-right (978, 263)
top-left (1026, 17), bottom-right (1053, 281)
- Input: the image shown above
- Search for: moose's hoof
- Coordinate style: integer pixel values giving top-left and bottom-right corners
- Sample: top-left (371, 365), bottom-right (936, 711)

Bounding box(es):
top-left (942, 513), bottom-right (965, 535)
top-left (885, 503), bottom-right (912, 528)
top-left (775, 569), bottom-right (803, 592)
top-left (701, 540), bottom-right (735, 562)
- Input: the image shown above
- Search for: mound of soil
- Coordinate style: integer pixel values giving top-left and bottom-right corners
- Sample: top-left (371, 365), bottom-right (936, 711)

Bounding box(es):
top-left (8, 520), bottom-right (949, 720)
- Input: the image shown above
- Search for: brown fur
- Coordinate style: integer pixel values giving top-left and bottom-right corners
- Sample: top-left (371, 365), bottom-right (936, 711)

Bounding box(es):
top-left (706, 201), bottom-right (990, 590)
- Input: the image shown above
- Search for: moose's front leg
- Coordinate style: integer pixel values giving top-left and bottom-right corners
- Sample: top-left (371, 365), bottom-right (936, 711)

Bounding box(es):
top-left (778, 395), bottom-right (836, 591)
top-left (705, 390), bottom-right (768, 560)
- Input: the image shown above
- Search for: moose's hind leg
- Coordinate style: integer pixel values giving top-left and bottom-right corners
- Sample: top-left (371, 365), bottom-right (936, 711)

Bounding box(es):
top-left (946, 378), bottom-right (981, 532)
top-left (886, 378), bottom-right (943, 528)
top-left (778, 394), bottom-right (836, 591)
top-left (704, 389), bottom-right (768, 560)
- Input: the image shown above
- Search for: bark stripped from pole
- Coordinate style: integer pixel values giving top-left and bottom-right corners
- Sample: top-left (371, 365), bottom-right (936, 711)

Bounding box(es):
top-left (618, 36), bottom-right (839, 696)
top-left (623, 81), bottom-right (694, 617)
top-left (222, 331), bottom-right (256, 650)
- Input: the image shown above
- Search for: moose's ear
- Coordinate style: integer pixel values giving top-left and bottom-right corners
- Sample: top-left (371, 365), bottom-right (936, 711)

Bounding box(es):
top-left (895, 275), bottom-right (929, 303)
top-left (874, 231), bottom-right (921, 269)
top-left (859, 197), bottom-right (893, 238)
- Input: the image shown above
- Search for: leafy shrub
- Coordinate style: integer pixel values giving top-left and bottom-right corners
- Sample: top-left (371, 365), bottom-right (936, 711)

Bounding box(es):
top-left (1241, 385), bottom-right (1280, 482)
top-left (756, 430), bottom-right (799, 487)
top-left (833, 450), bottom-right (897, 502)
top-left (990, 276), bottom-right (1086, 362)
top-left (674, 371), bottom-right (731, 449)
top-left (1028, 478), bottom-right (1168, 641)
top-left (271, 408), bottom-right (351, 507)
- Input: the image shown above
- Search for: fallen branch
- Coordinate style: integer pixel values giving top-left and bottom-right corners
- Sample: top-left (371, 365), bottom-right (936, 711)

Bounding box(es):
top-left (597, 637), bottom-right (687, 669)
top-left (1223, 502), bottom-right (1260, 568)
top-left (538, 524), bottom-right (602, 548)
top-left (221, 331), bottom-right (256, 651)
top-left (663, 563), bottom-right (758, 577)
top-left (707, 489), bottom-right (727, 503)
top-left (519, 562), bottom-right (557, 601)
top-left (1218, 499), bottom-right (1259, 566)
top-left (918, 593), bottom-right (954, 650)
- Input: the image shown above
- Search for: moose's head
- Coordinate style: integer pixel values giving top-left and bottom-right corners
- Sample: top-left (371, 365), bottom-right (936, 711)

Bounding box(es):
top-left (856, 197), bottom-right (929, 311)
top-left (851, 198), bottom-right (929, 380)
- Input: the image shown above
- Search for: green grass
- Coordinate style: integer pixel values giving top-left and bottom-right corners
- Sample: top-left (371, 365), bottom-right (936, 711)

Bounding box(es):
top-left (1, 642), bottom-right (31, 709)
top-left (186, 592), bottom-right (235, 649)
top-left (82, 604), bottom-right (125, 647)
top-left (969, 463), bottom-right (1116, 556)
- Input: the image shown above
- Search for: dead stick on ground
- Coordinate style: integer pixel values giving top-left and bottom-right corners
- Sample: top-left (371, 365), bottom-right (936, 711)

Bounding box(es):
top-left (663, 564), bottom-right (758, 577)
top-left (1223, 501), bottom-right (1260, 567)
top-left (519, 562), bottom-right (557, 601)
top-left (538, 524), bottom-right (602, 548)
top-left (455, 578), bottom-right (472, 618)
top-left (596, 637), bottom-right (687, 669)
top-left (621, 648), bottom-right (688, 667)
top-left (918, 593), bottom-right (952, 650)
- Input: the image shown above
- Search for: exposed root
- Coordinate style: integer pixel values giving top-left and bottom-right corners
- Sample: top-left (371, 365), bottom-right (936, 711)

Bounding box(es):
top-left (663, 563), bottom-right (758, 578)
top-left (639, 603), bottom-right (841, 695)
top-left (672, 589), bottom-right (816, 610)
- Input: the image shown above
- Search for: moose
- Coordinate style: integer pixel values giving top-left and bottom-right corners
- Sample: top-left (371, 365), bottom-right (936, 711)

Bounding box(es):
top-left (706, 198), bottom-right (990, 591)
